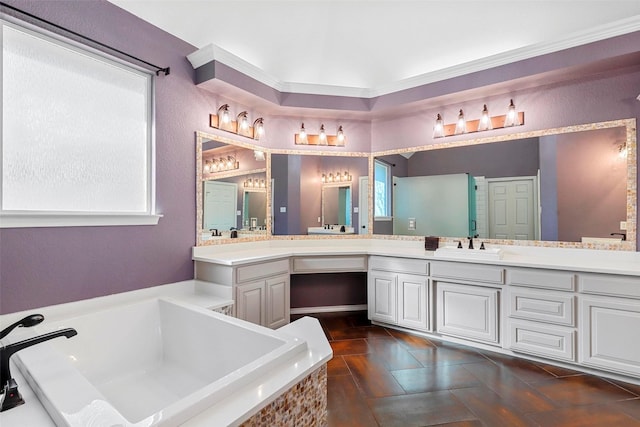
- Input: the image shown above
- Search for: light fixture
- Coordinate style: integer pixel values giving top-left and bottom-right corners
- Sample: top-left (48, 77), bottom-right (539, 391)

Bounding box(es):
top-left (299, 123), bottom-right (308, 144)
top-left (254, 150), bottom-right (265, 161)
top-left (336, 126), bottom-right (345, 143)
top-left (454, 109), bottom-right (466, 135)
top-left (209, 107), bottom-right (265, 140)
top-left (321, 170), bottom-right (352, 184)
top-left (295, 124), bottom-right (346, 146)
top-left (217, 104), bottom-right (230, 125)
top-left (319, 124), bottom-right (327, 145)
top-left (237, 111), bottom-right (249, 131)
top-left (504, 99), bottom-right (519, 127)
top-left (477, 104), bottom-right (492, 131)
top-left (433, 100), bottom-right (524, 138)
top-left (433, 113), bottom-right (445, 138)
top-left (204, 155), bottom-right (239, 173)
top-left (619, 143), bottom-right (628, 159)
top-left (253, 118), bottom-right (265, 140)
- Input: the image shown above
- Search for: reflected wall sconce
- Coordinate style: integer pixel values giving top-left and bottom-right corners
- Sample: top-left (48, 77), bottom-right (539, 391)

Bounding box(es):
top-left (619, 142), bottom-right (628, 159)
top-left (321, 170), bottom-right (352, 183)
top-left (203, 155), bottom-right (239, 174)
top-left (210, 105), bottom-right (264, 140)
top-left (295, 123), bottom-right (346, 146)
top-left (244, 177), bottom-right (266, 189)
top-left (433, 99), bottom-right (524, 138)
top-left (254, 150), bottom-right (266, 161)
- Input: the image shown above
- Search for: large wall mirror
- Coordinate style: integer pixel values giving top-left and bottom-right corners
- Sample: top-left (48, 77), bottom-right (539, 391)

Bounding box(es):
top-left (196, 131), bottom-right (269, 244)
top-left (271, 153), bottom-right (368, 236)
top-left (373, 119), bottom-right (636, 250)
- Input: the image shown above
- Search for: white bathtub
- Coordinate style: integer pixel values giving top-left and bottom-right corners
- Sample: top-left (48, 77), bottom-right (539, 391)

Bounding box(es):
top-left (12, 298), bottom-right (307, 426)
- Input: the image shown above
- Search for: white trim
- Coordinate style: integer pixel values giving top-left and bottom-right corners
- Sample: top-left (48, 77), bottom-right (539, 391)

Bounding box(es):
top-left (290, 304), bottom-right (368, 315)
top-left (0, 213), bottom-right (162, 228)
top-left (186, 16), bottom-right (640, 99)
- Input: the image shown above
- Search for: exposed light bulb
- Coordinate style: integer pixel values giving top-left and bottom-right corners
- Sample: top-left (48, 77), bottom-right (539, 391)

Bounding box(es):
top-left (319, 124), bottom-right (327, 145)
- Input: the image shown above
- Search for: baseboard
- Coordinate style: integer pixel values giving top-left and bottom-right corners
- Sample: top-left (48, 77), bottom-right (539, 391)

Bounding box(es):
top-left (290, 304), bottom-right (367, 315)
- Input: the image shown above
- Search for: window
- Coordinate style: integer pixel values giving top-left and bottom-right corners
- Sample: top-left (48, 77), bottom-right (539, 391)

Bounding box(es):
top-left (374, 159), bottom-right (392, 219)
top-left (1, 19), bottom-right (160, 228)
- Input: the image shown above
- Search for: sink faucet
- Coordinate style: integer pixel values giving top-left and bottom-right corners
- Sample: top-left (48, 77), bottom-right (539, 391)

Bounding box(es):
top-left (467, 236), bottom-right (474, 250)
top-left (1, 325), bottom-right (77, 411)
top-left (0, 314), bottom-right (44, 340)
top-left (610, 232), bottom-right (627, 241)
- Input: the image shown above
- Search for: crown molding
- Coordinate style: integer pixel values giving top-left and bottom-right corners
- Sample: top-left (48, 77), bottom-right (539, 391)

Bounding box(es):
top-left (187, 15), bottom-right (640, 100)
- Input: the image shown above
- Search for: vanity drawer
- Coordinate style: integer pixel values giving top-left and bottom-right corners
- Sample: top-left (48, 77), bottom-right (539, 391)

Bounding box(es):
top-left (236, 259), bottom-right (290, 283)
top-left (507, 268), bottom-right (576, 291)
top-left (369, 256), bottom-right (428, 276)
top-left (291, 255), bottom-right (367, 273)
top-left (579, 274), bottom-right (640, 299)
top-left (509, 287), bottom-right (575, 326)
top-left (431, 261), bottom-right (504, 285)
top-left (508, 319), bottom-right (575, 362)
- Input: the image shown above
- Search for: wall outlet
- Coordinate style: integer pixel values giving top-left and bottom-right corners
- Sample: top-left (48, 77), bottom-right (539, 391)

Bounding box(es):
top-left (620, 221), bottom-right (627, 230)
top-left (280, 207), bottom-right (286, 213)
top-left (353, 207), bottom-right (359, 213)
top-left (236, 210), bottom-right (241, 216)
top-left (408, 217), bottom-right (416, 230)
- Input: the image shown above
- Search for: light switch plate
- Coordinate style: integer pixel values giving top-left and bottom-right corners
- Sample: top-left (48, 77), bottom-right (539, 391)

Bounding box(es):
top-left (408, 217), bottom-right (416, 230)
top-left (620, 221), bottom-right (627, 230)
top-left (280, 207), bottom-right (286, 213)
top-left (354, 207), bottom-right (359, 213)
top-left (236, 210), bottom-right (241, 216)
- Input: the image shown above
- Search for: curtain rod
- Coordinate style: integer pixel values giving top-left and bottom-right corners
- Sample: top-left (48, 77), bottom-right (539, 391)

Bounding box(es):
top-left (0, 1), bottom-right (170, 76)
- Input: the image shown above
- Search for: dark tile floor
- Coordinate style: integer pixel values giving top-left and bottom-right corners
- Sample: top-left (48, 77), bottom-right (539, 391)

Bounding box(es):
top-left (293, 311), bottom-right (640, 427)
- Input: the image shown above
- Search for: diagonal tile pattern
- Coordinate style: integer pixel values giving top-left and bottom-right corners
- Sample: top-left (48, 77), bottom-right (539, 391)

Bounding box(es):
top-left (292, 311), bottom-right (640, 427)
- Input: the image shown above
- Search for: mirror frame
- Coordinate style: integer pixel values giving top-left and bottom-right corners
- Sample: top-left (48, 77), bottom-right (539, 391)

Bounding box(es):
top-left (370, 118), bottom-right (637, 251)
top-left (196, 130), bottom-right (272, 245)
top-left (321, 182), bottom-right (353, 227)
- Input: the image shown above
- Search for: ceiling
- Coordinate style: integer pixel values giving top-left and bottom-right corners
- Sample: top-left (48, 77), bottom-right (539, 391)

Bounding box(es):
top-left (110, 0), bottom-right (640, 99)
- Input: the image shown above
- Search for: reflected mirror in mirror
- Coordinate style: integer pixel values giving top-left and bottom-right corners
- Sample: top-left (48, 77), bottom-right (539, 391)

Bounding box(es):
top-left (271, 154), bottom-right (367, 236)
top-left (243, 189), bottom-right (267, 230)
top-left (321, 184), bottom-right (352, 231)
top-left (199, 135), bottom-right (268, 242)
top-left (374, 121), bottom-right (634, 249)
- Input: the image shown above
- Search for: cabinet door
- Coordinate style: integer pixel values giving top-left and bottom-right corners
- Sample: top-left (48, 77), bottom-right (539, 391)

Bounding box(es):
top-left (397, 274), bottom-right (429, 331)
top-left (266, 274), bottom-right (290, 329)
top-left (368, 271), bottom-right (397, 324)
top-left (236, 280), bottom-right (265, 326)
top-left (580, 296), bottom-right (640, 376)
top-left (436, 282), bottom-right (499, 344)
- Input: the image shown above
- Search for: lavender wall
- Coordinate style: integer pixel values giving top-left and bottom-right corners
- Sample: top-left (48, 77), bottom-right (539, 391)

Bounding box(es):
top-left (0, 0), bottom-right (219, 314)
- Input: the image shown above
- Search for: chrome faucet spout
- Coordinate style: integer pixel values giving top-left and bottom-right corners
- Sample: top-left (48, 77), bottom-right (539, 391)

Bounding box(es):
top-left (0, 328), bottom-right (77, 411)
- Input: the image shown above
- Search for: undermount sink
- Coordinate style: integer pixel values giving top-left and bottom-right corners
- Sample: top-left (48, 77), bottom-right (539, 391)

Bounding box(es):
top-left (434, 246), bottom-right (504, 260)
top-left (13, 298), bottom-right (307, 426)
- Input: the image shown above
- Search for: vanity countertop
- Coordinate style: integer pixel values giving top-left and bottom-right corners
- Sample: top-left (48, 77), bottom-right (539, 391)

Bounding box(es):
top-left (0, 280), bottom-right (332, 427)
top-left (192, 238), bottom-right (640, 277)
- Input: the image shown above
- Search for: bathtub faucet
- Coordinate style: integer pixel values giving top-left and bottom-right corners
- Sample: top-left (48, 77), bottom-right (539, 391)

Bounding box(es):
top-left (1, 328), bottom-right (77, 411)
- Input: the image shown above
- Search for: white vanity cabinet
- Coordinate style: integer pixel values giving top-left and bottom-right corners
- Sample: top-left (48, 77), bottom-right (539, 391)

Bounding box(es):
top-left (195, 258), bottom-right (290, 329)
top-left (368, 256), bottom-right (430, 331)
top-left (431, 261), bottom-right (504, 345)
top-left (579, 273), bottom-right (640, 376)
top-left (505, 268), bottom-right (577, 362)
